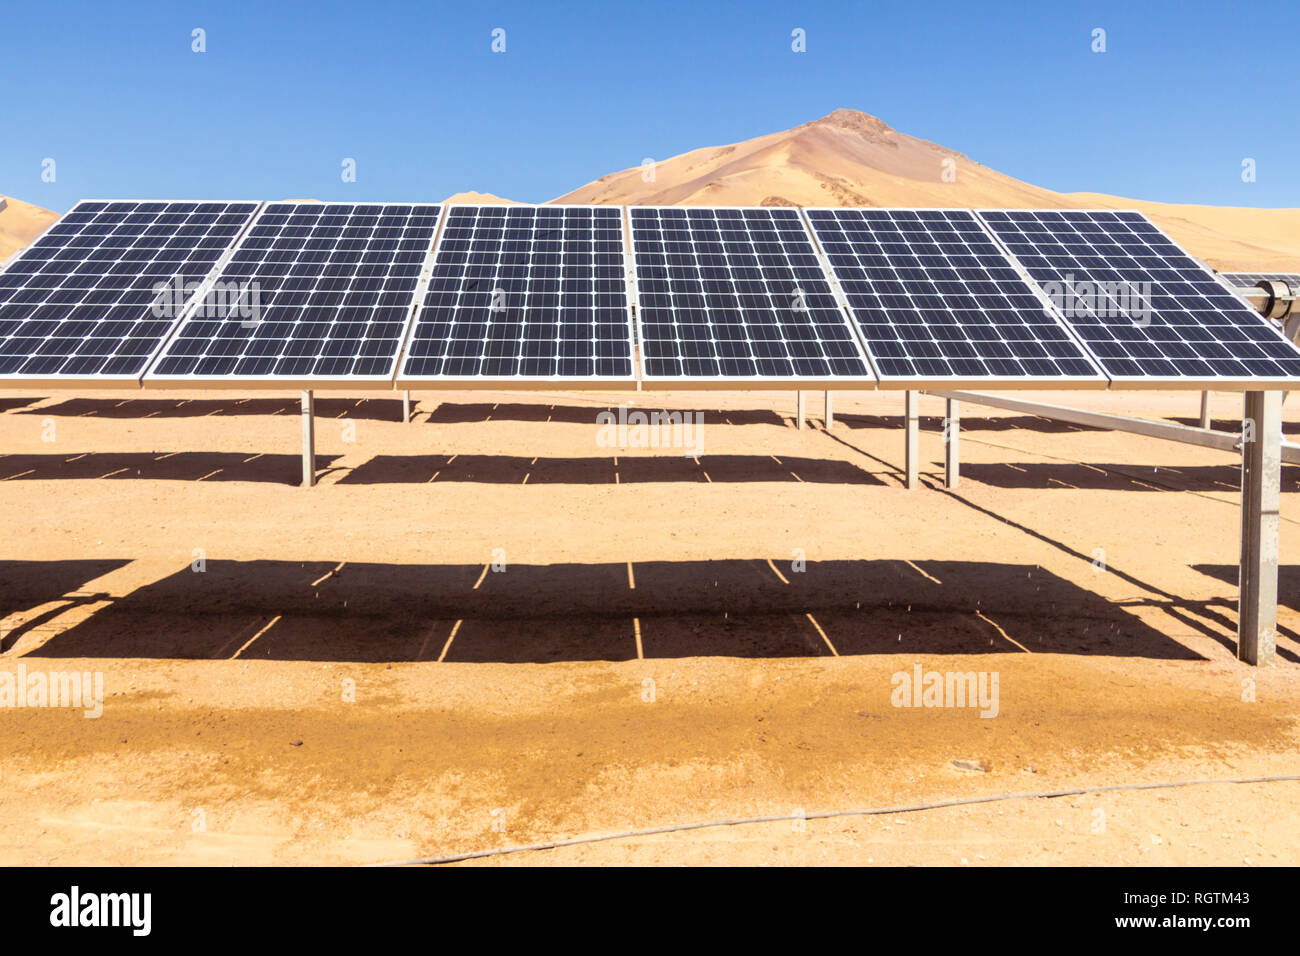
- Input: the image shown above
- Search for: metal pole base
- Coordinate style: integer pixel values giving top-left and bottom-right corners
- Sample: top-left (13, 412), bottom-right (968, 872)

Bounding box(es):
top-left (905, 391), bottom-right (919, 489)
top-left (1239, 390), bottom-right (1280, 665)
top-left (301, 390), bottom-right (316, 488)
top-left (944, 398), bottom-right (959, 489)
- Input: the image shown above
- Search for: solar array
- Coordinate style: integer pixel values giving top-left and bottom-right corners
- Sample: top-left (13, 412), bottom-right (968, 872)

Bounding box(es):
top-left (629, 206), bottom-right (873, 384)
top-left (805, 208), bottom-right (1104, 385)
top-left (149, 203), bottom-right (442, 384)
top-left (398, 205), bottom-right (634, 384)
top-left (978, 210), bottom-right (1300, 384)
top-left (0, 200), bottom-right (258, 382)
top-left (3, 200), bottom-right (1299, 391)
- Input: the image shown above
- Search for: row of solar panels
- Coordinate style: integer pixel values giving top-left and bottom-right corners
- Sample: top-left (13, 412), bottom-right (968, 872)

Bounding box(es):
top-left (1, 200), bottom-right (1297, 391)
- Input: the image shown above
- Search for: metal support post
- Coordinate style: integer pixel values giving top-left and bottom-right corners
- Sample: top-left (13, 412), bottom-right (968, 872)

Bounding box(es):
top-left (1239, 390), bottom-right (1281, 665)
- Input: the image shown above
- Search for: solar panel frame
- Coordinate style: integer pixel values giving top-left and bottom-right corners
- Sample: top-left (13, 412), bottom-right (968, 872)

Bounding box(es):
top-left (801, 206), bottom-right (1109, 390)
top-left (0, 199), bottom-right (262, 388)
top-left (143, 201), bottom-right (445, 389)
top-left (977, 209), bottom-right (1300, 390)
top-left (1219, 272), bottom-right (1300, 289)
top-left (628, 205), bottom-right (878, 389)
top-left (394, 203), bottom-right (638, 389)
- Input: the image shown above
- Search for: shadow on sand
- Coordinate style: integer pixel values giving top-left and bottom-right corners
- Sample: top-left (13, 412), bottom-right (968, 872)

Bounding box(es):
top-left (21, 558), bottom-right (1202, 664)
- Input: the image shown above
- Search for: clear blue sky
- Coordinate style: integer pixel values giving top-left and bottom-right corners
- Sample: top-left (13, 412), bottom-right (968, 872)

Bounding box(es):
top-left (5, 0), bottom-right (1296, 213)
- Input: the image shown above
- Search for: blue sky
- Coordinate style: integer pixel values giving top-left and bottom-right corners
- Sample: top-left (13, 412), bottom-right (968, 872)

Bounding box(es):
top-left (5, 0), bottom-right (1296, 213)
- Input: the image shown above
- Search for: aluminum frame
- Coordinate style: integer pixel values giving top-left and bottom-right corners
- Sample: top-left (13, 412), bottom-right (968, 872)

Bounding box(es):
top-left (394, 203), bottom-right (639, 389)
top-left (0, 199), bottom-right (263, 389)
top-left (142, 201), bottom-right (444, 390)
top-left (1218, 272), bottom-right (1300, 288)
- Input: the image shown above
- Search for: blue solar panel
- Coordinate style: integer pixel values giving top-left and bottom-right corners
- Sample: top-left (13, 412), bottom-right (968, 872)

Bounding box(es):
top-left (148, 202), bottom-right (441, 383)
top-left (805, 208), bottom-right (1104, 384)
top-left (0, 201), bottom-right (258, 381)
top-left (979, 210), bottom-right (1300, 384)
top-left (398, 205), bottom-right (634, 383)
top-left (629, 206), bottom-right (873, 383)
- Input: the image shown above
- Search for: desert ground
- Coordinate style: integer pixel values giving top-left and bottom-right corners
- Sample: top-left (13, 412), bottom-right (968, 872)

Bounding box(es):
top-left (0, 385), bottom-right (1297, 866)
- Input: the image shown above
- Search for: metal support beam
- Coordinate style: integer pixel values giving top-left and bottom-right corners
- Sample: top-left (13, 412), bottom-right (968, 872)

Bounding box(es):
top-left (904, 391), bottom-right (919, 489)
top-left (928, 390), bottom-right (1241, 452)
top-left (824, 391), bottom-right (834, 429)
top-left (796, 391), bottom-right (806, 430)
top-left (1239, 390), bottom-right (1281, 666)
top-left (1199, 391), bottom-right (1211, 430)
top-left (301, 390), bottom-right (315, 488)
top-left (944, 397), bottom-right (959, 489)
top-left (403, 390), bottom-right (412, 423)
top-left (930, 389), bottom-right (1300, 465)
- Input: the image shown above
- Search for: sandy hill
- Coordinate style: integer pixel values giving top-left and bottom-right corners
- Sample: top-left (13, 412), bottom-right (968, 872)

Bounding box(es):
top-left (441, 191), bottom-right (521, 205)
top-left (0, 195), bottom-right (59, 263)
top-left (555, 109), bottom-right (1065, 210)
top-left (551, 109), bottom-right (1299, 272)
top-left (3, 112), bottom-right (1295, 271)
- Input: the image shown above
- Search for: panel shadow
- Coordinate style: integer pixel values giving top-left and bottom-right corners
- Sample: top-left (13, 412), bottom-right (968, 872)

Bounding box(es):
top-left (960, 463), bottom-right (1300, 493)
top-left (32, 558), bottom-right (1198, 663)
top-left (0, 453), bottom-right (341, 484)
top-left (337, 455), bottom-right (881, 485)
top-left (1, 559), bottom-right (131, 651)
top-left (423, 403), bottom-right (787, 427)
top-left (0, 397), bottom-right (41, 413)
top-left (1194, 564), bottom-right (1300, 614)
top-left (23, 397), bottom-right (405, 421)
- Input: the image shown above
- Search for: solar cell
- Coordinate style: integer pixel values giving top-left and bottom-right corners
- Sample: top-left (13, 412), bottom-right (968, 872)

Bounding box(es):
top-left (147, 202), bottom-right (441, 385)
top-left (397, 204), bottom-right (634, 385)
top-left (804, 208), bottom-right (1105, 386)
top-left (629, 206), bottom-right (874, 385)
top-left (0, 200), bottom-right (258, 384)
top-left (979, 210), bottom-right (1300, 386)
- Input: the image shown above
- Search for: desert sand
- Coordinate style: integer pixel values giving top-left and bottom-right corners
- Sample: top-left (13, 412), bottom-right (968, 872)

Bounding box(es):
top-left (0, 387), bottom-right (1297, 865)
top-left (0, 195), bottom-right (58, 264)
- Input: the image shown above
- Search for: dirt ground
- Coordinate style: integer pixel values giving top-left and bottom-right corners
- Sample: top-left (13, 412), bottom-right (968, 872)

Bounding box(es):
top-left (0, 386), bottom-right (1297, 866)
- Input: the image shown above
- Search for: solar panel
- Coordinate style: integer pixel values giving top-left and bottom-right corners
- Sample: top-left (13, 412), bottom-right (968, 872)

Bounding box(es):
top-left (0, 200), bottom-right (258, 384)
top-left (979, 210), bottom-right (1300, 386)
top-left (1219, 272), bottom-right (1300, 290)
top-left (147, 202), bottom-right (442, 386)
top-left (628, 206), bottom-right (874, 385)
top-left (396, 204), bottom-right (635, 385)
top-left (804, 208), bottom-right (1105, 386)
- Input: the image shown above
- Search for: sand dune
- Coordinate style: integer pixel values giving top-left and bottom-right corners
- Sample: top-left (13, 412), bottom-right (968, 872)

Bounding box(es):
top-left (554, 109), bottom-right (1066, 210)
top-left (0, 195), bottom-right (59, 263)
top-left (441, 191), bottom-right (520, 205)
top-left (3, 110), bottom-right (1295, 271)
top-left (551, 109), bottom-right (1299, 272)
